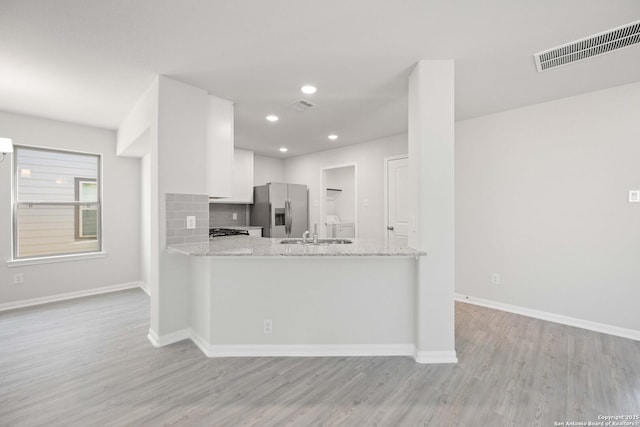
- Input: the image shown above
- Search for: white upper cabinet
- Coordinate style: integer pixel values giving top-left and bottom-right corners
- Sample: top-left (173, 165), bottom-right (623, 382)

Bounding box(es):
top-left (210, 148), bottom-right (254, 204)
top-left (219, 148), bottom-right (254, 204)
top-left (207, 94), bottom-right (234, 198)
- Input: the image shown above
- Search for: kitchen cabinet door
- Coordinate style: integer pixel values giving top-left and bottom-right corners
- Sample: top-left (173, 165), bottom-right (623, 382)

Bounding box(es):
top-left (207, 95), bottom-right (234, 198)
top-left (210, 148), bottom-right (254, 204)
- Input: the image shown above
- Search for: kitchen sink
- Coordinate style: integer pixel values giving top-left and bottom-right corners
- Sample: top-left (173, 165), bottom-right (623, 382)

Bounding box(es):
top-left (321, 239), bottom-right (352, 244)
top-left (279, 239), bottom-right (306, 245)
top-left (279, 238), bottom-right (352, 245)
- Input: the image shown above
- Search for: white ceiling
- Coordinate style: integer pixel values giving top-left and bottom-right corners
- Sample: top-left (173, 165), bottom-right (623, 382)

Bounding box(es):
top-left (1, 1), bottom-right (639, 158)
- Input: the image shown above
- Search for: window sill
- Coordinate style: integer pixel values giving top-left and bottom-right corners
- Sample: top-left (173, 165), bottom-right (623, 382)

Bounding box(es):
top-left (6, 251), bottom-right (108, 267)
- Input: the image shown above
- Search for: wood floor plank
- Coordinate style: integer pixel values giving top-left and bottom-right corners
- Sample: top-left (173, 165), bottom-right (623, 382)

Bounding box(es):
top-left (1, 289), bottom-right (638, 426)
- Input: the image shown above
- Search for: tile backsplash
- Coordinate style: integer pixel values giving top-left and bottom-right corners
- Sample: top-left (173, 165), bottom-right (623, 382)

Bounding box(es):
top-left (166, 193), bottom-right (209, 245)
top-left (209, 203), bottom-right (250, 227)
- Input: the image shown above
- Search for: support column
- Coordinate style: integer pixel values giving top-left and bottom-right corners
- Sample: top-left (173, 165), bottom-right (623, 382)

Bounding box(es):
top-left (408, 60), bottom-right (457, 363)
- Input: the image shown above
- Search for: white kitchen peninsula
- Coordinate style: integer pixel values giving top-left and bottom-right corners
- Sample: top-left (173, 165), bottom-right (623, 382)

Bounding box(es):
top-left (167, 236), bottom-right (427, 360)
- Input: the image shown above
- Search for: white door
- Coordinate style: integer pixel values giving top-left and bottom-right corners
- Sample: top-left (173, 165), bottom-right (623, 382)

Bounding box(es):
top-left (386, 156), bottom-right (409, 246)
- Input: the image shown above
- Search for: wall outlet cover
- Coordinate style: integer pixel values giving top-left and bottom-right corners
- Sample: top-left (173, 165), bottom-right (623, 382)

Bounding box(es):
top-left (263, 319), bottom-right (273, 334)
top-left (186, 216), bottom-right (196, 229)
top-left (629, 190), bottom-right (640, 203)
top-left (491, 273), bottom-right (501, 285)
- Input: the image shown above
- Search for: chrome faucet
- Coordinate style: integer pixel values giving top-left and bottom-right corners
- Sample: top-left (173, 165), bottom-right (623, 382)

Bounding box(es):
top-left (312, 224), bottom-right (318, 245)
top-left (302, 230), bottom-right (310, 244)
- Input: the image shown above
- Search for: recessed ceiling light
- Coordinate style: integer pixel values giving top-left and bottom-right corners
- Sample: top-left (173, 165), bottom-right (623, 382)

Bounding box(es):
top-left (266, 115), bottom-right (279, 122)
top-left (328, 134), bottom-right (338, 141)
top-left (279, 147), bottom-right (288, 152)
top-left (301, 85), bottom-right (317, 94)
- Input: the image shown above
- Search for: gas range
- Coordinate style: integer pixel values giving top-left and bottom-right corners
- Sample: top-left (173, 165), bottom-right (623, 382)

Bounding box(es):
top-left (209, 228), bottom-right (250, 238)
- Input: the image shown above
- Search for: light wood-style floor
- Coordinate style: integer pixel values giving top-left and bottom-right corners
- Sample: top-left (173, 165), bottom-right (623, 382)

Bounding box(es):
top-left (0, 289), bottom-right (638, 426)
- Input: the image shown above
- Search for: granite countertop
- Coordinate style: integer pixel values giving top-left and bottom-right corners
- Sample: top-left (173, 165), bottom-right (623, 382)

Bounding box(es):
top-left (222, 225), bottom-right (263, 230)
top-left (167, 236), bottom-right (426, 257)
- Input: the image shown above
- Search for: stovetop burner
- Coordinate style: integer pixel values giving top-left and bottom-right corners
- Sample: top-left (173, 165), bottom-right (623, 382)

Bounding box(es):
top-left (209, 228), bottom-right (250, 238)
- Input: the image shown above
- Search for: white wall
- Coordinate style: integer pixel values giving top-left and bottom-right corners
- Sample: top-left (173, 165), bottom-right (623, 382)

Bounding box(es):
top-left (253, 154), bottom-right (284, 186)
top-left (284, 134), bottom-right (407, 239)
top-left (140, 153), bottom-right (151, 293)
top-left (155, 77), bottom-right (210, 337)
top-left (408, 60), bottom-right (456, 361)
top-left (116, 81), bottom-right (156, 157)
top-left (456, 82), bottom-right (640, 332)
top-left (116, 78), bottom-right (158, 300)
top-left (0, 111), bottom-right (140, 304)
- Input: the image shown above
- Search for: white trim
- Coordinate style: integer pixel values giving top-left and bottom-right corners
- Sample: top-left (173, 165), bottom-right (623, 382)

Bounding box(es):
top-left (6, 251), bottom-right (108, 267)
top-left (190, 329), bottom-right (211, 355)
top-left (455, 294), bottom-right (640, 342)
top-left (147, 329), bottom-right (160, 346)
top-left (139, 282), bottom-right (151, 296)
top-left (193, 340), bottom-right (414, 358)
top-left (0, 281), bottom-right (142, 312)
top-left (11, 144), bottom-right (105, 262)
top-left (413, 350), bottom-right (458, 364)
top-left (147, 328), bottom-right (191, 347)
top-left (179, 330), bottom-right (459, 364)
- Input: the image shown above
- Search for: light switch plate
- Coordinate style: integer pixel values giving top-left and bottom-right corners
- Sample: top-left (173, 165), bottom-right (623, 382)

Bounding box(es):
top-left (186, 216), bottom-right (196, 229)
top-left (629, 190), bottom-right (640, 203)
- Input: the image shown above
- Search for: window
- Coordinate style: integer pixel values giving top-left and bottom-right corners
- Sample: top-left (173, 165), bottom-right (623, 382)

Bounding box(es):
top-left (75, 178), bottom-right (97, 239)
top-left (13, 146), bottom-right (101, 259)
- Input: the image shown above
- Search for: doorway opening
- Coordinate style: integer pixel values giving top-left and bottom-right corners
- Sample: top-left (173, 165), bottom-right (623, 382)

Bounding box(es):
top-left (320, 163), bottom-right (357, 238)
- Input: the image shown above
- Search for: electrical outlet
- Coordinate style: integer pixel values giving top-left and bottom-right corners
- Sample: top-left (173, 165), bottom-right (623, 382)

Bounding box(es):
top-left (629, 190), bottom-right (640, 203)
top-left (13, 273), bottom-right (24, 285)
top-left (363, 198), bottom-right (369, 207)
top-left (263, 319), bottom-right (272, 334)
top-left (232, 212), bottom-right (238, 220)
top-left (186, 216), bottom-right (196, 229)
top-left (491, 273), bottom-right (501, 285)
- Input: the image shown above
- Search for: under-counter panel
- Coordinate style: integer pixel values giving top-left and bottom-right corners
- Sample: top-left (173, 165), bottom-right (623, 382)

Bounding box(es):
top-left (188, 255), bottom-right (415, 356)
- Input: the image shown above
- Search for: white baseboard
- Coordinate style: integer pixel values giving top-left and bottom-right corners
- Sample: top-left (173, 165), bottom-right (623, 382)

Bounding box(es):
top-left (188, 330), bottom-right (415, 358)
top-left (455, 293), bottom-right (640, 342)
top-left (413, 350), bottom-right (458, 364)
top-left (0, 281), bottom-right (144, 312)
top-left (147, 328), bottom-right (191, 348)
top-left (203, 343), bottom-right (415, 358)
top-left (139, 282), bottom-right (150, 296)
top-left (190, 329), bottom-right (211, 355)
top-left (171, 330), bottom-right (459, 364)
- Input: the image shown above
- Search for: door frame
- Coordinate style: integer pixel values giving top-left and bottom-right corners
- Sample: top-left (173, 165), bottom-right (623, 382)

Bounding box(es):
top-left (383, 154), bottom-right (408, 242)
top-left (319, 162), bottom-right (358, 238)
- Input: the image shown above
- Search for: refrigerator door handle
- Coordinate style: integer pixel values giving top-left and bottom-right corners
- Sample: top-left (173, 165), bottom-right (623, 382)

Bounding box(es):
top-left (288, 199), bottom-right (292, 235)
top-left (268, 202), bottom-right (272, 230)
top-left (288, 200), bottom-right (293, 235)
top-left (285, 200), bottom-right (291, 236)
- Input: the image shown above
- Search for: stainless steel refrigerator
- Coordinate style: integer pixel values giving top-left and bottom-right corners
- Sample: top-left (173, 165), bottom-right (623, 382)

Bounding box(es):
top-left (250, 183), bottom-right (308, 237)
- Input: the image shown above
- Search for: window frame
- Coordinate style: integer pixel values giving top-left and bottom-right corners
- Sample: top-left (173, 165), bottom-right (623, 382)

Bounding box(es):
top-left (11, 145), bottom-right (103, 261)
top-left (74, 178), bottom-right (98, 240)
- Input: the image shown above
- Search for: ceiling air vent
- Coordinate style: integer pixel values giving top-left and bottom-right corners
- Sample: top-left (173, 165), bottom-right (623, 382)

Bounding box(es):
top-left (533, 19), bottom-right (640, 72)
top-left (288, 99), bottom-right (316, 112)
